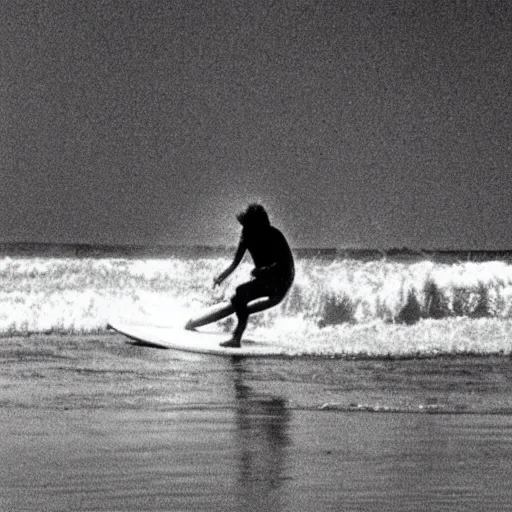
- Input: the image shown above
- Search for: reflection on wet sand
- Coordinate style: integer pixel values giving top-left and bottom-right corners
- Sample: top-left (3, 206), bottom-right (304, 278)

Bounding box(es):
top-left (4, 345), bottom-right (512, 512)
top-left (231, 359), bottom-right (291, 511)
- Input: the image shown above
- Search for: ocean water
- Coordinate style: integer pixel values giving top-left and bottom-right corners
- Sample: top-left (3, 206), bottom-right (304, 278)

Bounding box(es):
top-left (0, 249), bottom-right (511, 358)
top-left (2, 334), bottom-right (512, 510)
top-left (2, 247), bottom-right (512, 510)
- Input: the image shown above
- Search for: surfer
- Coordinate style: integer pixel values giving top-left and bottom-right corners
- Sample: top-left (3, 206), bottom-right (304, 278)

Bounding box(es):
top-left (185, 203), bottom-right (295, 348)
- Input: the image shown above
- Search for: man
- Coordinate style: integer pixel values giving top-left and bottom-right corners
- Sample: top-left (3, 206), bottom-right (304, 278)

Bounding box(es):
top-left (185, 203), bottom-right (295, 347)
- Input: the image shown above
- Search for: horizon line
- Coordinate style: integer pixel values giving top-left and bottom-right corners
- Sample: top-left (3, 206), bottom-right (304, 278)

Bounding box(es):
top-left (0, 241), bottom-right (511, 253)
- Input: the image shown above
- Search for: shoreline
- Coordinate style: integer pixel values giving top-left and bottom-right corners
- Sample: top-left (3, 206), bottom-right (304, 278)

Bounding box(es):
top-left (2, 333), bottom-right (512, 510)
top-left (2, 407), bottom-right (512, 511)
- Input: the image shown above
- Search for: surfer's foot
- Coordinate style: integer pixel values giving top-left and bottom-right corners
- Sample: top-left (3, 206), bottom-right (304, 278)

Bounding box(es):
top-left (220, 338), bottom-right (241, 348)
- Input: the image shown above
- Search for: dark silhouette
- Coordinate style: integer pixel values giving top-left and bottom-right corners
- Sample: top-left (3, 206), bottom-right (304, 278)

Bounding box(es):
top-left (231, 359), bottom-right (290, 511)
top-left (185, 204), bottom-right (295, 347)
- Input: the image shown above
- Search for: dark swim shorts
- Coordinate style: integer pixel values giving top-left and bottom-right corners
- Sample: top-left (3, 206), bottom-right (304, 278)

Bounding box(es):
top-left (231, 273), bottom-right (293, 311)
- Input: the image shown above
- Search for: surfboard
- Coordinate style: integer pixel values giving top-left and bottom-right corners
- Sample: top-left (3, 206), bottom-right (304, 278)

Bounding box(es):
top-left (107, 320), bottom-right (284, 357)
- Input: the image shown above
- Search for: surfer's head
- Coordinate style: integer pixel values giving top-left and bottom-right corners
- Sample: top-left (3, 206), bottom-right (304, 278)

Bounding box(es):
top-left (237, 203), bottom-right (270, 229)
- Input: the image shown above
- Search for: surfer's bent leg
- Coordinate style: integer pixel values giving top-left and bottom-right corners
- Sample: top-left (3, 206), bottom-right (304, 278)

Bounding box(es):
top-left (220, 278), bottom-right (289, 348)
top-left (220, 284), bottom-right (253, 347)
top-left (185, 302), bottom-right (234, 330)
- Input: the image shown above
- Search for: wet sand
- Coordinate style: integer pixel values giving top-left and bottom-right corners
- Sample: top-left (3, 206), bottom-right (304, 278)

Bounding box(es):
top-left (3, 404), bottom-right (512, 510)
top-left (2, 334), bottom-right (512, 511)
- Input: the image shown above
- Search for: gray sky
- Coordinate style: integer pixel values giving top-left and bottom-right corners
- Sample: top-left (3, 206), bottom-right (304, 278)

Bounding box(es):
top-left (1, 0), bottom-right (511, 249)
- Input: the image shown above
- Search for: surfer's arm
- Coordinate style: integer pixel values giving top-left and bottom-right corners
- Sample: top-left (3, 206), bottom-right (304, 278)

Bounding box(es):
top-left (213, 237), bottom-right (246, 287)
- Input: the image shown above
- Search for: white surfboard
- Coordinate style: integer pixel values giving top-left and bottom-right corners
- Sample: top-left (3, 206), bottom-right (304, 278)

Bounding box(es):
top-left (107, 320), bottom-right (284, 357)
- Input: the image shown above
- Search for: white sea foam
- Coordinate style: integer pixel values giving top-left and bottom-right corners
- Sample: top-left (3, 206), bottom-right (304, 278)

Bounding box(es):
top-left (1, 256), bottom-right (512, 357)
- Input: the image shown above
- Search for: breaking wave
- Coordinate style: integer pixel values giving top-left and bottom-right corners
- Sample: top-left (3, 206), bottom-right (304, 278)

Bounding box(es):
top-left (1, 255), bottom-right (512, 357)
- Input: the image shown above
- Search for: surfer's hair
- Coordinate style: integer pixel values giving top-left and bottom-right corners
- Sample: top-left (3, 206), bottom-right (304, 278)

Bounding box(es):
top-left (237, 203), bottom-right (270, 228)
